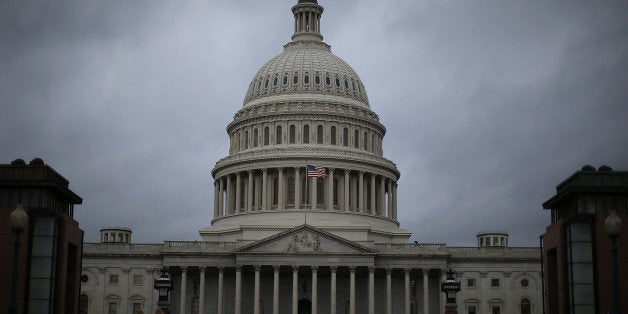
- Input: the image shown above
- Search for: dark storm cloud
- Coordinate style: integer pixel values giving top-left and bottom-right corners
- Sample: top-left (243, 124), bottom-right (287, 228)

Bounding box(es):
top-left (1, 0), bottom-right (626, 245)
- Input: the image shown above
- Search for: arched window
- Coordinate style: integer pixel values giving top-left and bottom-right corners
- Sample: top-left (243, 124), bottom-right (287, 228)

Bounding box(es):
top-left (264, 127), bottom-right (270, 146)
top-left (344, 79), bottom-right (349, 89)
top-left (364, 132), bottom-right (368, 150)
top-left (317, 125), bottom-right (323, 144)
top-left (293, 73), bottom-right (299, 85)
top-left (335, 77), bottom-right (341, 87)
top-left (289, 125), bottom-right (296, 143)
top-left (283, 74), bottom-right (288, 86)
top-left (273, 76), bottom-right (278, 87)
top-left (330, 126), bottom-right (337, 145)
top-left (315, 74), bottom-right (321, 85)
top-left (253, 129), bottom-right (259, 147)
top-left (303, 125), bottom-right (310, 144)
top-left (276, 125), bottom-right (282, 144)
top-left (304, 73), bottom-right (310, 84)
top-left (520, 298), bottom-right (531, 314)
top-left (343, 128), bottom-right (348, 146)
top-left (325, 75), bottom-right (331, 86)
top-left (354, 130), bottom-right (359, 148)
top-left (264, 78), bottom-right (269, 88)
top-left (245, 131), bottom-right (249, 149)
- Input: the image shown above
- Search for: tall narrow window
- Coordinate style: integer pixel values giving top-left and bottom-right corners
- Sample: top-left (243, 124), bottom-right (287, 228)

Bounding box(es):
top-left (330, 126), bottom-right (337, 145)
top-left (79, 294), bottom-right (89, 314)
top-left (293, 73), bottom-right (299, 85)
top-left (566, 222), bottom-right (595, 313)
top-left (343, 128), bottom-right (348, 146)
top-left (276, 125), bottom-right (283, 144)
top-left (371, 134), bottom-right (375, 152)
top-left (520, 298), bottom-right (531, 314)
top-left (303, 125), bottom-right (310, 143)
top-left (289, 125), bottom-right (296, 143)
top-left (317, 125), bottom-right (323, 144)
top-left (253, 129), bottom-right (259, 147)
top-left (264, 127), bottom-right (269, 145)
top-left (364, 132), bottom-right (368, 150)
top-left (287, 175), bottom-right (295, 205)
top-left (245, 131), bottom-right (249, 149)
top-left (354, 130), bottom-right (359, 148)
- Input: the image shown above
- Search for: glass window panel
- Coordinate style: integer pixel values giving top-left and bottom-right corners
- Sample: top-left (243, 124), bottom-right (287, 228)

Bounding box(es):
top-left (568, 223), bottom-right (591, 241)
top-left (572, 305), bottom-right (595, 314)
top-left (571, 263), bottom-right (594, 283)
top-left (33, 217), bottom-right (56, 236)
top-left (569, 242), bottom-right (593, 262)
top-left (31, 237), bottom-right (55, 256)
top-left (28, 278), bottom-right (52, 299)
top-left (572, 284), bottom-right (595, 304)
top-left (30, 257), bottom-right (53, 278)
top-left (28, 299), bottom-right (51, 314)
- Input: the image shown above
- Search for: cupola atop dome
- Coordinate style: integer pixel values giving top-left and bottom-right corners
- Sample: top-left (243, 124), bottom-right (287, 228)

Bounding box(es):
top-left (291, 0), bottom-right (324, 42)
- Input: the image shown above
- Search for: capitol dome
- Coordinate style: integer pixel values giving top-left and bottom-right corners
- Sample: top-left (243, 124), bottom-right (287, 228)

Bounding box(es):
top-left (202, 0), bottom-right (408, 244)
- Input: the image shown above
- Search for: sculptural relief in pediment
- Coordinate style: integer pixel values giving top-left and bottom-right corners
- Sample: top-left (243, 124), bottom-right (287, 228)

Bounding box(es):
top-left (243, 229), bottom-right (368, 254)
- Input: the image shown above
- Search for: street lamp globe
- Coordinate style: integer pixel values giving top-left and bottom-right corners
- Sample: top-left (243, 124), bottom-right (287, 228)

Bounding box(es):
top-left (605, 211), bottom-right (623, 237)
top-left (10, 204), bottom-right (28, 230)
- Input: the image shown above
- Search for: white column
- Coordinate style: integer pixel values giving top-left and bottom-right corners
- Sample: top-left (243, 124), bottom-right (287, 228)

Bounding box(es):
top-left (368, 267), bottom-right (375, 314)
top-left (247, 170), bottom-right (253, 211)
top-left (278, 167), bottom-right (285, 209)
top-left (214, 181), bottom-right (219, 218)
top-left (330, 266), bottom-right (337, 314)
top-left (404, 268), bottom-right (410, 314)
top-left (387, 180), bottom-right (393, 218)
top-left (312, 266), bottom-right (318, 314)
top-left (392, 183), bottom-right (398, 219)
top-left (218, 178), bottom-right (224, 216)
top-left (379, 176), bottom-right (386, 215)
top-left (226, 175), bottom-right (233, 213)
top-left (350, 266), bottom-right (356, 314)
top-left (358, 172), bottom-right (364, 212)
top-left (386, 268), bottom-right (392, 314)
top-left (327, 168), bottom-right (334, 210)
top-left (295, 167), bottom-right (301, 209)
top-left (199, 267), bottom-right (206, 314)
top-left (218, 267), bottom-right (224, 314)
top-left (344, 170), bottom-right (350, 211)
top-left (370, 174), bottom-right (376, 214)
top-left (311, 177), bottom-right (317, 209)
top-left (292, 266), bottom-right (299, 314)
top-left (254, 265), bottom-right (261, 314)
top-left (235, 172), bottom-right (241, 212)
top-left (262, 169), bottom-right (268, 210)
top-left (423, 268), bottom-right (429, 314)
top-left (273, 266), bottom-right (280, 314)
top-left (235, 266), bottom-right (242, 314)
top-left (180, 266), bottom-right (187, 314)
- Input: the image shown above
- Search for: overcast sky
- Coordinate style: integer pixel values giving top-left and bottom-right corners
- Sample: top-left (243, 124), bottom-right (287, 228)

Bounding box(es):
top-left (2, 0), bottom-right (627, 246)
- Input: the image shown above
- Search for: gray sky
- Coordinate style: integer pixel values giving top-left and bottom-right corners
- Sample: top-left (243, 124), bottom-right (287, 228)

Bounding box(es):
top-left (2, 0), bottom-right (627, 246)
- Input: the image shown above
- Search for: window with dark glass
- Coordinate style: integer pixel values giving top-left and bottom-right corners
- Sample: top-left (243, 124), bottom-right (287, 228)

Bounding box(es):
top-left (273, 76), bottom-right (278, 86)
top-left (283, 75), bottom-right (288, 85)
top-left (467, 278), bottom-right (476, 287)
top-left (354, 130), bottom-right (359, 148)
top-left (491, 278), bottom-right (500, 287)
top-left (245, 131), bottom-right (249, 149)
top-left (491, 306), bottom-right (500, 314)
top-left (276, 125), bottom-right (282, 144)
top-left (293, 73), bottom-right (299, 85)
top-left (253, 129), bottom-right (259, 147)
top-left (289, 125), bottom-right (296, 143)
top-left (468, 306), bottom-right (476, 314)
top-left (326, 75), bottom-right (331, 86)
top-left (331, 126), bottom-right (337, 145)
top-left (335, 77), bottom-right (340, 87)
top-left (304, 73), bottom-right (310, 84)
top-left (315, 75), bottom-right (320, 84)
top-left (109, 275), bottom-right (119, 284)
top-left (79, 294), bottom-right (89, 314)
top-left (264, 127), bottom-right (269, 145)
top-left (317, 125), bottom-right (323, 144)
top-left (287, 176), bottom-right (295, 205)
top-left (303, 125), bottom-right (310, 143)
top-left (264, 78), bottom-right (269, 88)
top-left (343, 128), bottom-right (348, 146)
top-left (520, 298), bottom-right (531, 314)
top-left (345, 79), bottom-right (349, 89)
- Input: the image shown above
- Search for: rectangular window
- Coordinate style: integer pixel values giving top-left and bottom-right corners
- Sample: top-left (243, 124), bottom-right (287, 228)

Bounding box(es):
top-left (468, 305), bottom-right (477, 314)
top-left (491, 278), bottom-right (500, 287)
top-left (132, 303), bottom-right (142, 314)
top-left (491, 306), bottom-right (500, 314)
top-left (566, 222), bottom-right (595, 313)
top-left (467, 278), bottom-right (476, 287)
top-left (133, 275), bottom-right (143, 285)
top-left (109, 274), bottom-right (119, 284)
top-left (108, 302), bottom-right (117, 314)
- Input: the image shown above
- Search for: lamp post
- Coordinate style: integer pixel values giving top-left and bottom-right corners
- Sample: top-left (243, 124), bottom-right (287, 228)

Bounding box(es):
top-left (605, 211), bottom-right (622, 314)
top-left (8, 204), bottom-right (28, 314)
top-left (154, 269), bottom-right (173, 314)
top-left (441, 270), bottom-right (461, 314)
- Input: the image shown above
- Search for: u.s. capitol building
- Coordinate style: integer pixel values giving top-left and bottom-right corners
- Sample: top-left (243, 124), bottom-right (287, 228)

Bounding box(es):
top-left (81, 1), bottom-right (541, 313)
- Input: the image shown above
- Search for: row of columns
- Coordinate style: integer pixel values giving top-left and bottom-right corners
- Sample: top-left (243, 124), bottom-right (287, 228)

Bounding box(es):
top-left (214, 167), bottom-right (398, 219)
top-left (176, 265), bottom-right (440, 314)
top-left (294, 9), bottom-right (321, 34)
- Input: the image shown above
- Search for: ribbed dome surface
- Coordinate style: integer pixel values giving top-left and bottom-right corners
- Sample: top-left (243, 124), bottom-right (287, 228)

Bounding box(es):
top-left (243, 43), bottom-right (369, 108)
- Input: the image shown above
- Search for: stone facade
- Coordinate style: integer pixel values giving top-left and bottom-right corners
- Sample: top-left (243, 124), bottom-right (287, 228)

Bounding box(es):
top-left (81, 1), bottom-right (542, 313)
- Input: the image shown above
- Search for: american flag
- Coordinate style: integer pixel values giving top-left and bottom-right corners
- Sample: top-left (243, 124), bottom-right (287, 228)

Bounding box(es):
top-left (307, 164), bottom-right (327, 177)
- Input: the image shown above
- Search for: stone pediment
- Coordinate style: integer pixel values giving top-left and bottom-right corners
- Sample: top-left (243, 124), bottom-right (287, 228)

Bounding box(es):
top-left (235, 224), bottom-right (375, 254)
